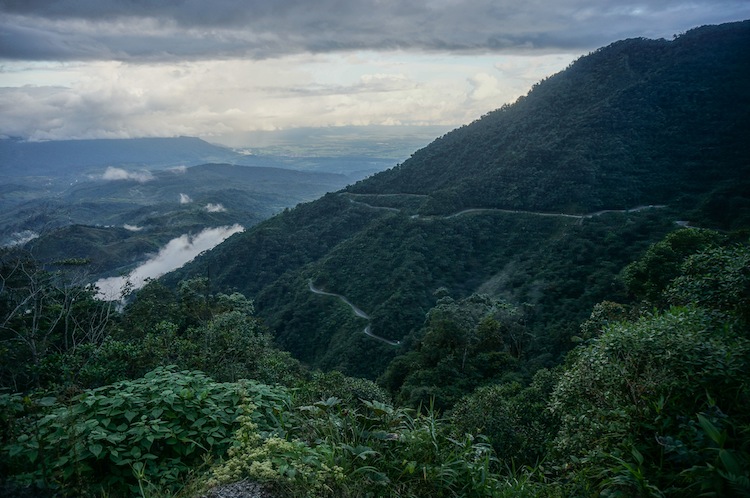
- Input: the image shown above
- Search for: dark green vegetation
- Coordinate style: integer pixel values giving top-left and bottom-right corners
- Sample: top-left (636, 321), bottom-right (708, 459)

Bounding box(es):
top-left (1, 20), bottom-right (749, 498)
top-left (172, 21), bottom-right (750, 380)
top-left (2, 229), bottom-right (748, 497)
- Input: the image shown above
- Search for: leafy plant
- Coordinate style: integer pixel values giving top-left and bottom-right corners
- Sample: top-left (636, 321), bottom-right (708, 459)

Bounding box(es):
top-left (2, 366), bottom-right (290, 496)
top-left (212, 396), bottom-right (502, 498)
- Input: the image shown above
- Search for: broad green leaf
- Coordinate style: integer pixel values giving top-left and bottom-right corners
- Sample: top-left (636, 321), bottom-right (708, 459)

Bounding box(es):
top-left (697, 414), bottom-right (725, 446)
top-left (89, 443), bottom-right (103, 459)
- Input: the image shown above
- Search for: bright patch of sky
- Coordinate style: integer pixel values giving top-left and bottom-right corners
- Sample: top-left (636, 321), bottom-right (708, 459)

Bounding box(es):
top-left (1, 1), bottom-right (748, 146)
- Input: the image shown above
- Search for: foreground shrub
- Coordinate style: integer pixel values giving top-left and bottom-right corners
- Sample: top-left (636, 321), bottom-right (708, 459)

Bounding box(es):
top-left (550, 306), bottom-right (750, 496)
top-left (1, 366), bottom-right (290, 496)
top-left (451, 368), bottom-right (559, 466)
top-left (212, 397), bottom-right (501, 497)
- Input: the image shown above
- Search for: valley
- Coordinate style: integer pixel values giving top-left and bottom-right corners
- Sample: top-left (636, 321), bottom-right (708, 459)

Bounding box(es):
top-left (308, 279), bottom-right (401, 346)
top-left (0, 141), bottom-right (399, 283)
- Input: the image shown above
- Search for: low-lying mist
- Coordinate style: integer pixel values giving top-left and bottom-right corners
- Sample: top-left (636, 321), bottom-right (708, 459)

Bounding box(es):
top-left (95, 224), bottom-right (244, 300)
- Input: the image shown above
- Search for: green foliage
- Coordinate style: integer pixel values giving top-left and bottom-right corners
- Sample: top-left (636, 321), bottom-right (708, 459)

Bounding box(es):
top-left (212, 396), bottom-right (502, 498)
top-left (297, 370), bottom-right (391, 407)
top-left (0, 255), bottom-right (115, 392)
top-left (119, 279), bottom-right (180, 339)
top-left (381, 294), bottom-right (523, 409)
top-left (666, 244), bottom-right (750, 325)
top-left (44, 338), bottom-right (145, 389)
top-left (549, 306), bottom-right (750, 495)
top-left (116, 278), bottom-right (307, 387)
top-left (451, 368), bottom-right (559, 466)
top-left (3, 23), bottom-right (750, 498)
top-left (1, 366), bottom-right (291, 496)
top-left (621, 228), bottom-right (724, 303)
top-left (577, 301), bottom-right (633, 342)
top-left (167, 20), bottom-right (750, 381)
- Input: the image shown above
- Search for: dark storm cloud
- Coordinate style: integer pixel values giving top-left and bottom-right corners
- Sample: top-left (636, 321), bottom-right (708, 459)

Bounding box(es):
top-left (2, 0), bottom-right (749, 61)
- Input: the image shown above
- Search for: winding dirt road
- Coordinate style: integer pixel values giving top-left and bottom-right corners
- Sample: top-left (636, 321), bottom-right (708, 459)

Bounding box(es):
top-left (308, 280), bottom-right (401, 346)
top-left (343, 193), bottom-right (665, 220)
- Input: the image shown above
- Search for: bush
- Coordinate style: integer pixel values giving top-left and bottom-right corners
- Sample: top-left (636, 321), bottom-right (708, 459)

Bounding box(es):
top-left (451, 368), bottom-right (559, 466)
top-left (1, 366), bottom-right (291, 496)
top-left (212, 396), bottom-right (502, 498)
top-left (549, 306), bottom-right (750, 495)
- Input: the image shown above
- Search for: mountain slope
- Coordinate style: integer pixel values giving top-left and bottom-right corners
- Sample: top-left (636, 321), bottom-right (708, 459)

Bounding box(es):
top-left (355, 21), bottom-right (749, 224)
top-left (169, 21), bottom-right (750, 378)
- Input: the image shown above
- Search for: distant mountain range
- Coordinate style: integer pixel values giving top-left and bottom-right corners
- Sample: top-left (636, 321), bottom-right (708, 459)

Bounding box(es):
top-left (0, 135), bottom-right (401, 180)
top-left (0, 129), bottom-right (418, 280)
top-left (1, 162), bottom-right (356, 279)
top-left (0, 137), bottom-right (245, 177)
top-left (168, 21), bottom-right (750, 379)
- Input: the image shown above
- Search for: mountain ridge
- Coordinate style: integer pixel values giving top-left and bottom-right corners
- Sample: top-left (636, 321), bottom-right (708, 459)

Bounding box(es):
top-left (351, 21), bottom-right (749, 219)
top-left (167, 21), bottom-right (750, 378)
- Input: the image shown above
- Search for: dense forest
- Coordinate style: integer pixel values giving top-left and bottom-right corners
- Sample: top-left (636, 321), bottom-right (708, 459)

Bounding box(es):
top-left (1, 20), bottom-right (750, 497)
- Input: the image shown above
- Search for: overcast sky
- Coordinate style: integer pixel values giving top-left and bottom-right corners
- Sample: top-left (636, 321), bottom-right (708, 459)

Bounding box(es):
top-left (1, 1), bottom-right (748, 145)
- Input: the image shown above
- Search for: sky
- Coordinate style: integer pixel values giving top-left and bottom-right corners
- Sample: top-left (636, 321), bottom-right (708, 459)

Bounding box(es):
top-left (1, 1), bottom-right (749, 146)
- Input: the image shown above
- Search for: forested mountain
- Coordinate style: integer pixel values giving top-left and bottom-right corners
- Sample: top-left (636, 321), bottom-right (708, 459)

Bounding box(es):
top-left (358, 21), bottom-right (750, 225)
top-left (170, 21), bottom-right (750, 381)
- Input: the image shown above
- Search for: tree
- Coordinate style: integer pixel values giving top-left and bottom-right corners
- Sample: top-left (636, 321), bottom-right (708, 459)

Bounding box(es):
top-left (666, 244), bottom-right (750, 325)
top-left (381, 293), bottom-right (524, 409)
top-left (621, 228), bottom-right (724, 303)
top-left (0, 254), bottom-right (114, 391)
top-left (550, 306), bottom-right (750, 495)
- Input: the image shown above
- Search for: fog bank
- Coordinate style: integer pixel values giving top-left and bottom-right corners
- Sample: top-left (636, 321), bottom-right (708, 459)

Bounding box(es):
top-left (95, 224), bottom-right (244, 300)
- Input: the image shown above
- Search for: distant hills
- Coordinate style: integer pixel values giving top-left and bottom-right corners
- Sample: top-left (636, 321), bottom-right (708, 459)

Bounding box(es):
top-left (0, 135), bottom-right (401, 180)
top-left (1, 162), bottom-right (354, 279)
top-left (0, 137), bottom-right (245, 177)
top-left (0, 129), bottom-right (413, 280)
top-left (168, 21), bottom-right (750, 378)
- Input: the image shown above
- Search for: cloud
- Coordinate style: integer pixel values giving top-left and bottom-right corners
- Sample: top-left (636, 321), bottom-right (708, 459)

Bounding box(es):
top-left (2, 230), bottom-right (39, 248)
top-left (123, 224), bottom-right (143, 231)
top-left (170, 165), bottom-right (187, 173)
top-left (95, 224), bottom-right (244, 299)
top-left (102, 167), bottom-right (154, 183)
top-left (2, 1), bottom-right (748, 61)
top-left (204, 203), bottom-right (226, 213)
top-left (179, 193), bottom-right (193, 204)
top-left (0, 52), bottom-right (581, 141)
top-left (1, 2), bottom-right (747, 143)
top-left (467, 73), bottom-right (503, 102)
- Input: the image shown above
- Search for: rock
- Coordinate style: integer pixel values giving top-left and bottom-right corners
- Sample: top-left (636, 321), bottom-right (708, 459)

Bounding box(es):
top-left (199, 479), bottom-right (275, 498)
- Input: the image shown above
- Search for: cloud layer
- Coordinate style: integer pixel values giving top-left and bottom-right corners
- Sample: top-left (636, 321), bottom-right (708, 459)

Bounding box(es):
top-left (101, 167), bottom-right (154, 183)
top-left (2, 1), bottom-right (748, 61)
top-left (1, 1), bottom-right (748, 143)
